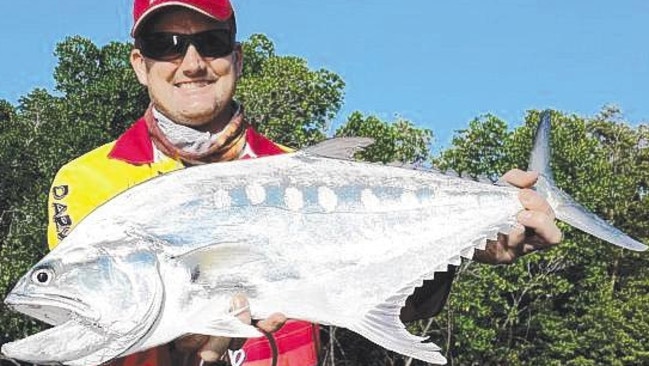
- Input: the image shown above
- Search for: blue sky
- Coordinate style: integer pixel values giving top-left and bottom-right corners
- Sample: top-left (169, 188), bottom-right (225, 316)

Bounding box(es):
top-left (1, 0), bottom-right (647, 149)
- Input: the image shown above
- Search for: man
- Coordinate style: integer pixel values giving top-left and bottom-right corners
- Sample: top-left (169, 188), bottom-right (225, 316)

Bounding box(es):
top-left (47, 0), bottom-right (562, 365)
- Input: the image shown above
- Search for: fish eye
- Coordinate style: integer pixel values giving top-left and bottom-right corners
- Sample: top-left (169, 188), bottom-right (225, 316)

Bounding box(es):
top-left (31, 268), bottom-right (55, 286)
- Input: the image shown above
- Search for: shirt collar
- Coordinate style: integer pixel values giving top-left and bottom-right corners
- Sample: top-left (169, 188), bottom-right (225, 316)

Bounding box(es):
top-left (108, 117), bottom-right (154, 165)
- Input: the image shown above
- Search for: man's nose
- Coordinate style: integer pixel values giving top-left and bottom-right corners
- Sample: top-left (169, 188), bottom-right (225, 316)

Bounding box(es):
top-left (179, 44), bottom-right (207, 75)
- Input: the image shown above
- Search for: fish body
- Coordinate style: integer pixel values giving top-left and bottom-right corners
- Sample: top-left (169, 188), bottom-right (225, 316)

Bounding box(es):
top-left (2, 112), bottom-right (646, 365)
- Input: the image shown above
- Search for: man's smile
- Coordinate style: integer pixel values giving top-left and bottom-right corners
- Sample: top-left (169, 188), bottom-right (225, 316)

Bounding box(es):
top-left (174, 80), bottom-right (215, 89)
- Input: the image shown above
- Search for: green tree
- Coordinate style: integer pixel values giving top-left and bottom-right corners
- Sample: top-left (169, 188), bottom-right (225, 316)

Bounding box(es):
top-left (335, 111), bottom-right (433, 164)
top-left (53, 36), bottom-right (149, 146)
top-left (0, 98), bottom-right (17, 219)
top-left (0, 90), bottom-right (63, 345)
top-left (0, 100), bottom-right (14, 125)
top-left (434, 114), bottom-right (512, 180)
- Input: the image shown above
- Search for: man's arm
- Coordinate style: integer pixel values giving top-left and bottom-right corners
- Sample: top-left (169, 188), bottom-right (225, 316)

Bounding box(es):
top-left (400, 269), bottom-right (456, 322)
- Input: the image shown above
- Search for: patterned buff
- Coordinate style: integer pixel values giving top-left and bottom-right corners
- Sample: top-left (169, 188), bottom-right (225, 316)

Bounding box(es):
top-left (145, 103), bottom-right (248, 165)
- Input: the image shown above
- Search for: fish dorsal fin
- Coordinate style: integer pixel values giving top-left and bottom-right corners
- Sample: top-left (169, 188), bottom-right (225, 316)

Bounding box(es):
top-left (302, 137), bottom-right (375, 160)
top-left (385, 161), bottom-right (420, 170)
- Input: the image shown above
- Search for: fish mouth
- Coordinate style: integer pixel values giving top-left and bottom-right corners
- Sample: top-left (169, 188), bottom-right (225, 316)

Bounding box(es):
top-left (2, 294), bottom-right (108, 365)
top-left (1, 318), bottom-right (110, 365)
top-left (4, 292), bottom-right (97, 326)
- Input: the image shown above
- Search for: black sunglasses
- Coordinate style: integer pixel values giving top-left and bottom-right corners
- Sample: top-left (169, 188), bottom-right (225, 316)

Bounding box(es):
top-left (137, 29), bottom-right (234, 61)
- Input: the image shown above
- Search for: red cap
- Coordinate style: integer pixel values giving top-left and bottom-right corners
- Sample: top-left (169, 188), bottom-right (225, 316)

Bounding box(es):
top-left (132, 0), bottom-right (235, 36)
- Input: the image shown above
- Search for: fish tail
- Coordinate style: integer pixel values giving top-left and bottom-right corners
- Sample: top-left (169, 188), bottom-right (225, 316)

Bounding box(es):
top-left (530, 110), bottom-right (646, 251)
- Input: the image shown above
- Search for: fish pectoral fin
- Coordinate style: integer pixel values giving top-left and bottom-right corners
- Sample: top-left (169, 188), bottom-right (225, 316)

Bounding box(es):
top-left (184, 315), bottom-right (263, 339)
top-left (302, 137), bottom-right (375, 160)
top-left (173, 242), bottom-right (266, 284)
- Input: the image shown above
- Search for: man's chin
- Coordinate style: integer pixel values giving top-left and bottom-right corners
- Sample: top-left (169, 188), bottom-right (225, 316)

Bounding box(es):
top-left (177, 112), bottom-right (223, 131)
top-left (155, 106), bottom-right (222, 130)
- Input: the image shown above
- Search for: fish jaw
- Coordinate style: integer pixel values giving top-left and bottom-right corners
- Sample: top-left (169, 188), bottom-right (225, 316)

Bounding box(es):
top-left (0, 318), bottom-right (118, 366)
top-left (4, 291), bottom-right (97, 326)
top-left (2, 292), bottom-right (112, 365)
top-left (2, 276), bottom-right (161, 365)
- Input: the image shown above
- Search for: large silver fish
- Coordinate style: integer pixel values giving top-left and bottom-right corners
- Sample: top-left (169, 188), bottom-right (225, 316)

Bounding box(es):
top-left (2, 112), bottom-right (646, 365)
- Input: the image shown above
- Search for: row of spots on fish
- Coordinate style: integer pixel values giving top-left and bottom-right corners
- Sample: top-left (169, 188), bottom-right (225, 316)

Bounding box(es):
top-left (211, 183), bottom-right (436, 212)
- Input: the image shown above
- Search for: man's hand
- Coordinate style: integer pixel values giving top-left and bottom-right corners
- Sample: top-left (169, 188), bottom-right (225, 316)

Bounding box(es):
top-left (473, 169), bottom-right (563, 265)
top-left (173, 294), bottom-right (287, 364)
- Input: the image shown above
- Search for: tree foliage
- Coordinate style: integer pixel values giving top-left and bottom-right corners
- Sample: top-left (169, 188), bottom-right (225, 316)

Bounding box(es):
top-left (335, 111), bottom-right (433, 164)
top-left (434, 114), bottom-right (510, 181)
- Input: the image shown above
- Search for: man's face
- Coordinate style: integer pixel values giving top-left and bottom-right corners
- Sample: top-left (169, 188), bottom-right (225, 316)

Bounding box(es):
top-left (130, 7), bottom-right (242, 132)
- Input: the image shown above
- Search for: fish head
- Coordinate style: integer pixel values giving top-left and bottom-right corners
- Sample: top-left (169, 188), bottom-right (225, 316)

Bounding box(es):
top-left (2, 241), bottom-right (164, 365)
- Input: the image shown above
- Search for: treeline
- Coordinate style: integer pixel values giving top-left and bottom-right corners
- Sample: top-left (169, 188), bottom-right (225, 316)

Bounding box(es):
top-left (0, 34), bottom-right (647, 365)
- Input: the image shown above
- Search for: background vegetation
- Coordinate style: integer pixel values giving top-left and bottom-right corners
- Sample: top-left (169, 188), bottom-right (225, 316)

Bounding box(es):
top-left (1, 35), bottom-right (647, 365)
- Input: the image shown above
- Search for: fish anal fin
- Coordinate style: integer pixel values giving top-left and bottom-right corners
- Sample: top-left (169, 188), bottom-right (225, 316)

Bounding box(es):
top-left (348, 295), bottom-right (447, 365)
top-left (340, 264), bottom-right (453, 365)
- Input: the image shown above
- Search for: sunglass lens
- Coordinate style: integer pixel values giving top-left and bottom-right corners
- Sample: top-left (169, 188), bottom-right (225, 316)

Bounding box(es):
top-left (140, 33), bottom-right (185, 61)
top-left (193, 30), bottom-right (233, 58)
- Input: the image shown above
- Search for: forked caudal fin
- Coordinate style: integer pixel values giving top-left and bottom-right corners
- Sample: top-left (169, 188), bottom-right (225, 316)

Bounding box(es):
top-left (530, 110), bottom-right (647, 251)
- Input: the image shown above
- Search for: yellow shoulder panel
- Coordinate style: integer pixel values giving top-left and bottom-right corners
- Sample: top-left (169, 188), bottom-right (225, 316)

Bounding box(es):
top-left (47, 142), bottom-right (182, 249)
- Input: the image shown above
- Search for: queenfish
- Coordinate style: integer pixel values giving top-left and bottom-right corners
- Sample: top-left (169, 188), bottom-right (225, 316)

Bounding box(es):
top-left (2, 111), bottom-right (646, 365)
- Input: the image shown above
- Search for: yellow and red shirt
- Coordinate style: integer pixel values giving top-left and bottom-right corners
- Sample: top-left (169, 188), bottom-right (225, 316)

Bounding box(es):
top-left (47, 116), bottom-right (320, 366)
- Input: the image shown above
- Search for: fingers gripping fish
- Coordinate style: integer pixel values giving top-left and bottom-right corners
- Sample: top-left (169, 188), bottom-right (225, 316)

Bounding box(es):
top-left (2, 111), bottom-right (646, 365)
